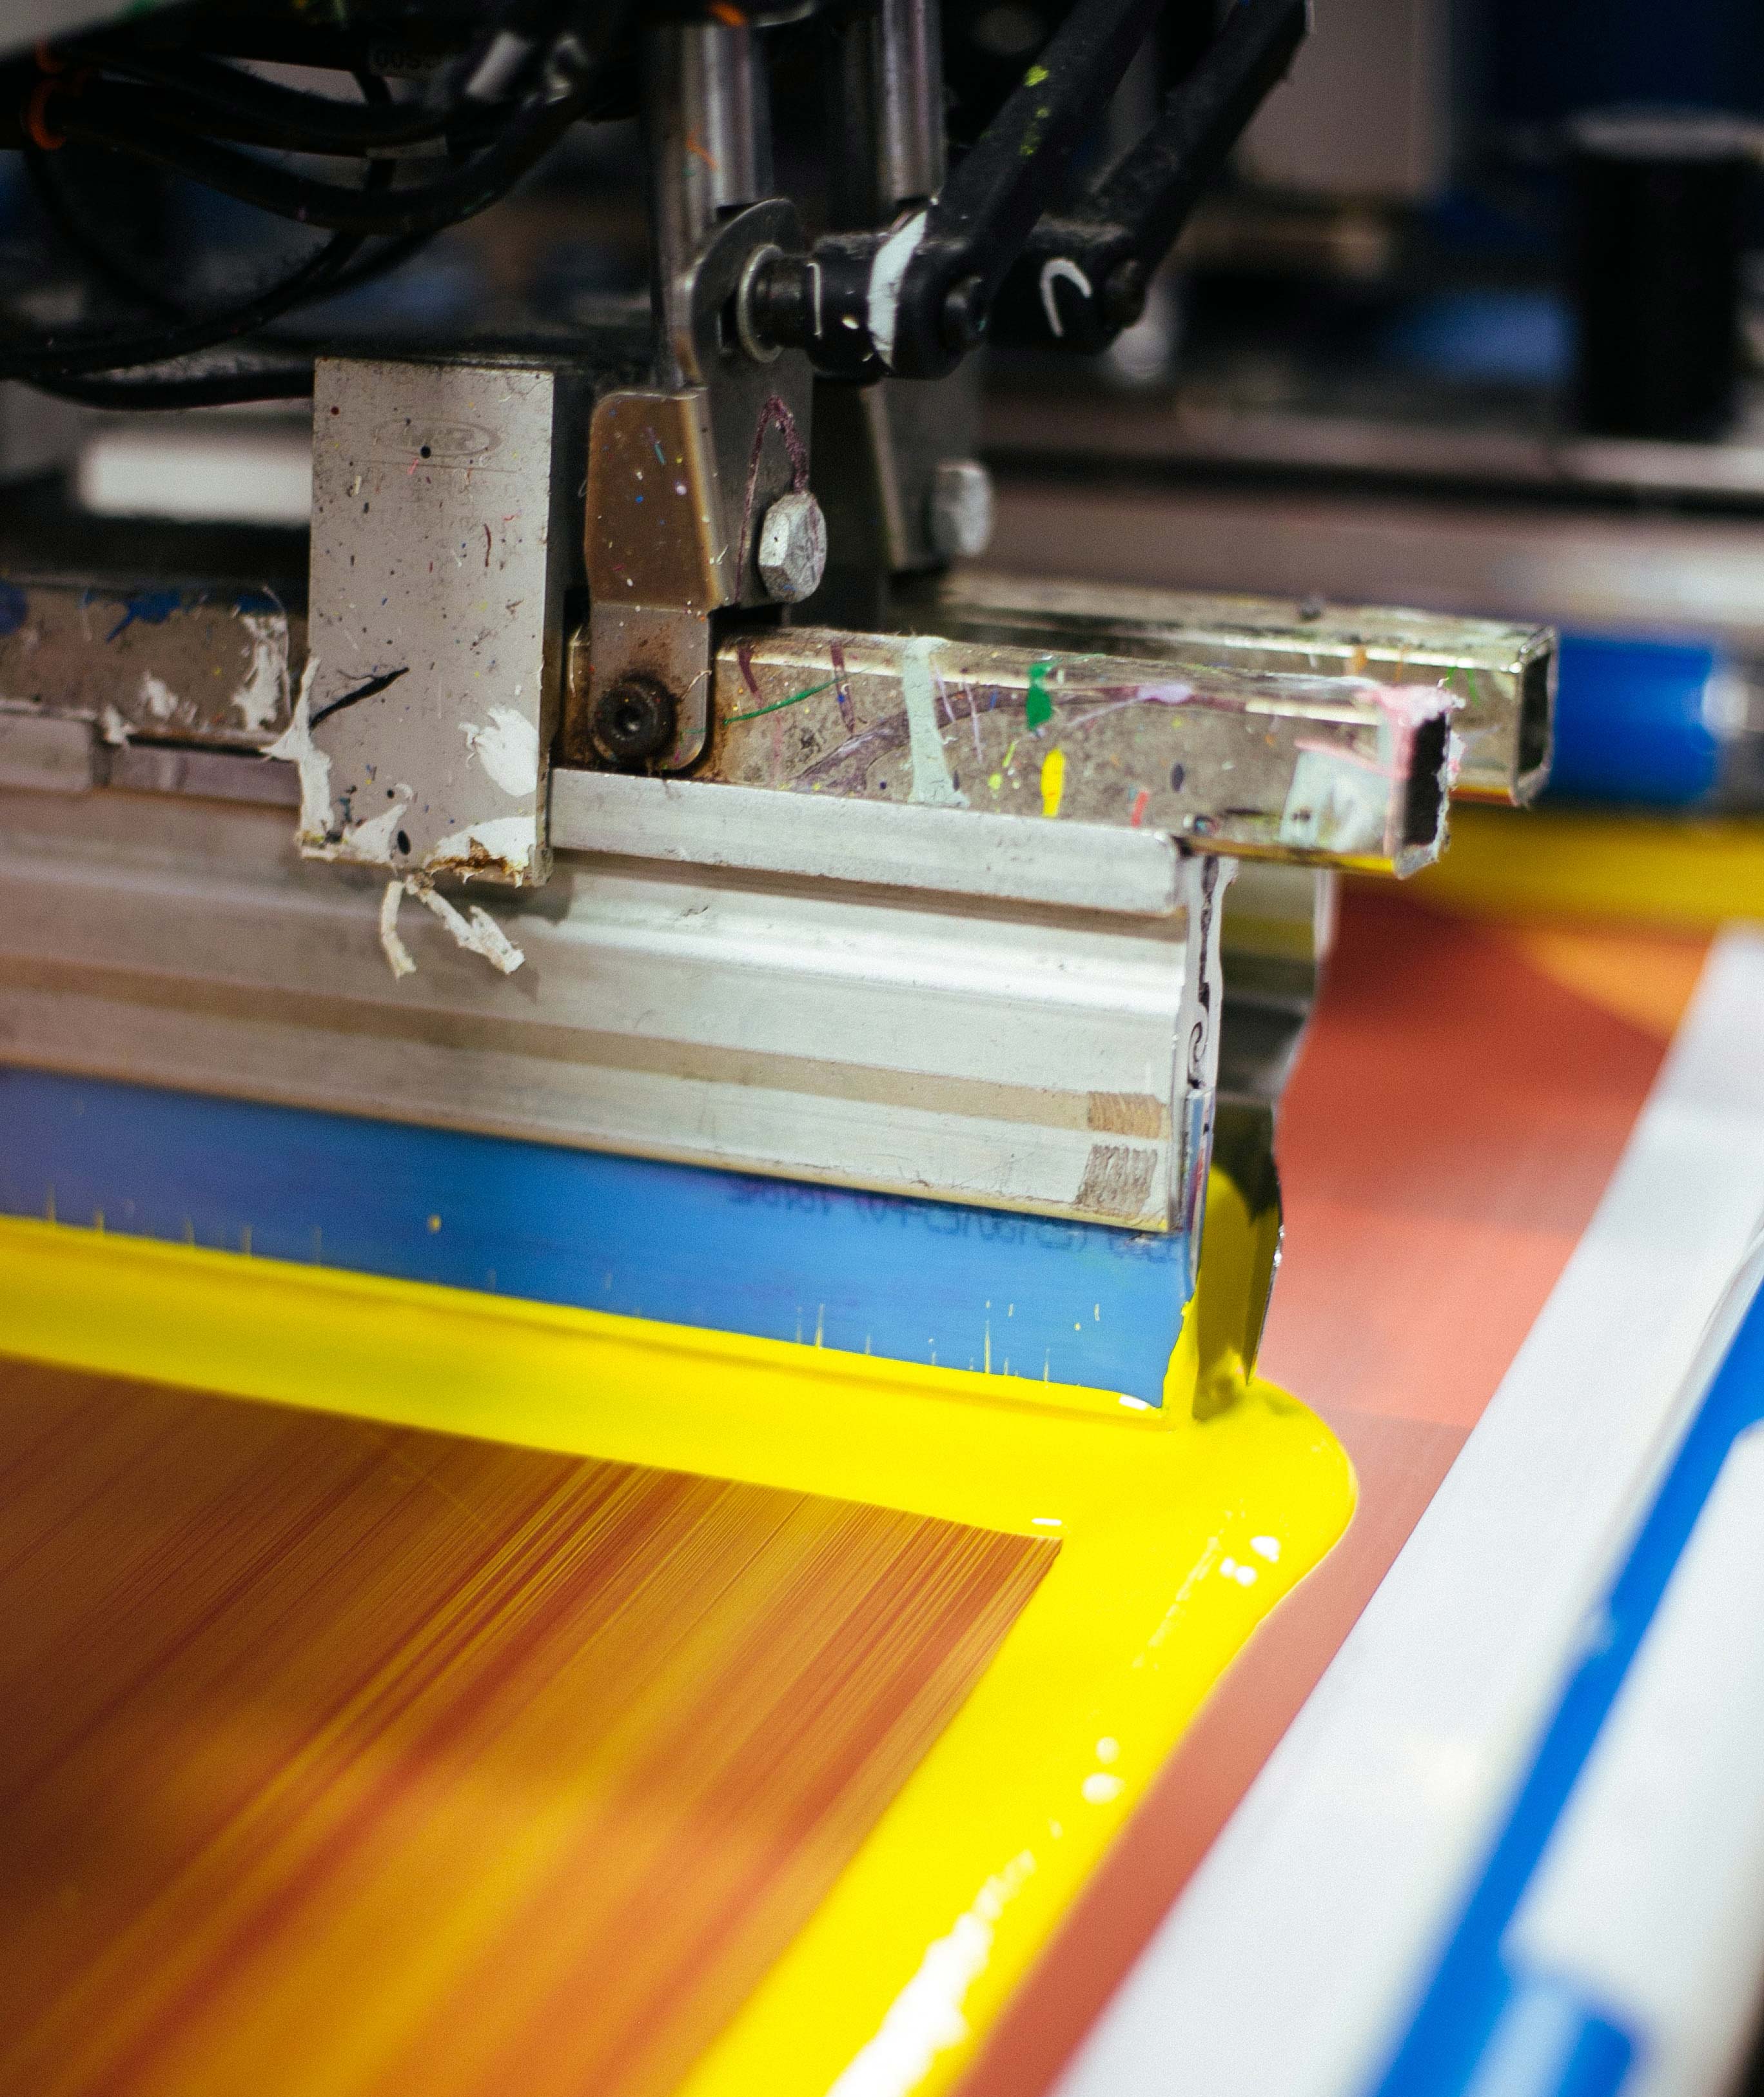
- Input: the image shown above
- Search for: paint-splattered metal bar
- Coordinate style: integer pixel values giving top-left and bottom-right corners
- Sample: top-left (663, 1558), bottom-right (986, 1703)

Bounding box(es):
top-left (0, 577), bottom-right (299, 767)
top-left (705, 626), bottom-right (1455, 877)
top-left (921, 571), bottom-right (1555, 808)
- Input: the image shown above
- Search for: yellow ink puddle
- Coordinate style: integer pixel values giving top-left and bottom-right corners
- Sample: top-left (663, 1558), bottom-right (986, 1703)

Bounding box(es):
top-left (0, 1173), bottom-right (1353, 2097)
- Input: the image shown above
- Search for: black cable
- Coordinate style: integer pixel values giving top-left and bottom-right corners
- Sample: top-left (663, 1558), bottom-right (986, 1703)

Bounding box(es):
top-left (23, 140), bottom-right (184, 316)
top-left (50, 81), bottom-right (597, 236)
top-left (0, 228), bottom-right (361, 379)
top-left (1, 131), bottom-right (392, 380)
top-left (31, 358), bottom-right (318, 407)
top-left (83, 0), bottom-right (557, 148)
top-left (5, 2), bottom-right (629, 386)
top-left (23, 79), bottom-right (444, 322)
top-left (88, 54), bottom-right (500, 154)
top-left (37, 2), bottom-right (627, 241)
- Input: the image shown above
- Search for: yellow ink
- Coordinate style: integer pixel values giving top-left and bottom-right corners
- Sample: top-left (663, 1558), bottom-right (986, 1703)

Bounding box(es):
top-left (0, 1175), bottom-right (1351, 2097)
top-left (1040, 745), bottom-right (1066, 818)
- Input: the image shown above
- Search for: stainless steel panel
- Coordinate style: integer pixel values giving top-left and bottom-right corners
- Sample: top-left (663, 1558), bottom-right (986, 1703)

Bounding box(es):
top-left (304, 357), bottom-right (573, 887)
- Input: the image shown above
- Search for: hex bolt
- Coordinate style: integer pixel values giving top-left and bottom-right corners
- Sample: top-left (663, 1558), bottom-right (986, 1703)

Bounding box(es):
top-left (926, 459), bottom-right (995, 561)
top-left (591, 674), bottom-right (678, 766)
top-left (757, 489), bottom-right (828, 603)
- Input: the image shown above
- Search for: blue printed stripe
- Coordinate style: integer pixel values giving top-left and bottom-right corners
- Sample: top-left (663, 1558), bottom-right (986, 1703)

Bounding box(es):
top-left (1368, 1265), bottom-right (1764, 2097)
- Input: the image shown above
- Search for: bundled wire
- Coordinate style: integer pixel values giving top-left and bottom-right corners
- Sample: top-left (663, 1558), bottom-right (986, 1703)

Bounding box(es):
top-left (3, 0), bottom-right (632, 401)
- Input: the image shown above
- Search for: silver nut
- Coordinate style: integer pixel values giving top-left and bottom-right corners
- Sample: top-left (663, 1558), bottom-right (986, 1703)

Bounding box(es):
top-left (757, 489), bottom-right (828, 603)
top-left (927, 458), bottom-right (995, 560)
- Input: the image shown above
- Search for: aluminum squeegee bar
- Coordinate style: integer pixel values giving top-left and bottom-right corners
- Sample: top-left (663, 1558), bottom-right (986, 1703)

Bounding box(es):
top-left (0, 781), bottom-right (1219, 1395)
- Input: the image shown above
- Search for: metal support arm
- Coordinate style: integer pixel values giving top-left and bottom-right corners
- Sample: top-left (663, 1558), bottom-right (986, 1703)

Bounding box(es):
top-left (993, 0), bottom-right (1311, 352)
top-left (747, 0), bottom-right (1307, 377)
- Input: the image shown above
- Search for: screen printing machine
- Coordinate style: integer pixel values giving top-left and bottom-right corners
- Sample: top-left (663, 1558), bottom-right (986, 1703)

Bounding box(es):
top-left (1, 7), bottom-right (1764, 2097)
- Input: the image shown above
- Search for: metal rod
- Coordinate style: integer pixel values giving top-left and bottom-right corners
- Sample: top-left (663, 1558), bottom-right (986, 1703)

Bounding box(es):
top-left (644, 20), bottom-right (773, 386)
top-left (702, 626), bottom-right (1455, 876)
top-left (924, 572), bottom-right (1557, 807)
top-left (827, 0), bottom-right (945, 228)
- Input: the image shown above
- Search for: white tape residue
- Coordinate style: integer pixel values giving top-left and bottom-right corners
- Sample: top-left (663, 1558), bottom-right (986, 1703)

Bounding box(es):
top-left (827, 1852), bottom-right (1037, 2097)
top-left (411, 880), bottom-right (524, 975)
top-left (460, 705), bottom-right (540, 798)
top-left (233, 613), bottom-right (289, 734)
top-left (900, 636), bottom-right (966, 808)
top-left (867, 209), bottom-right (929, 370)
top-left (376, 875), bottom-right (523, 980)
top-left (378, 879), bottom-right (416, 980)
top-left (262, 658), bottom-right (331, 847)
top-left (1278, 746), bottom-right (1389, 857)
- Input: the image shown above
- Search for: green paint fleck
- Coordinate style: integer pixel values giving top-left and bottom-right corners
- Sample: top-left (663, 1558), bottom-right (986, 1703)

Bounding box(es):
top-left (1024, 63), bottom-right (1049, 84)
top-left (727, 677), bottom-right (838, 725)
top-left (988, 771), bottom-right (1003, 794)
top-left (1025, 661), bottom-right (1054, 730)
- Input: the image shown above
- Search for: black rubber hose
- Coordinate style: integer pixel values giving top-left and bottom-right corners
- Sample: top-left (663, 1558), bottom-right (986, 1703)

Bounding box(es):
top-left (32, 357), bottom-right (319, 406)
top-left (48, 89), bottom-right (588, 235)
top-left (88, 55), bottom-right (497, 153)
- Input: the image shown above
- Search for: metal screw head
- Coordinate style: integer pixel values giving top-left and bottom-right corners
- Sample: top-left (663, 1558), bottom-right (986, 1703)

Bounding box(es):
top-left (756, 489), bottom-right (828, 603)
top-left (927, 459), bottom-right (995, 561)
top-left (591, 674), bottom-right (677, 765)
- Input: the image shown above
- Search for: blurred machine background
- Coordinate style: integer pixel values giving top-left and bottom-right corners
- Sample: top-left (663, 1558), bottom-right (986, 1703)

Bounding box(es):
top-left (5, 6), bottom-right (1764, 2097)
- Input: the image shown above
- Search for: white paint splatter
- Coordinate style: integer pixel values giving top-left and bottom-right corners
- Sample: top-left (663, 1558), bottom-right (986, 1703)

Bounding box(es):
top-left (343, 789), bottom-right (411, 864)
top-left (429, 812), bottom-right (536, 874)
top-left (1278, 746), bottom-right (1389, 856)
top-left (460, 705), bottom-right (540, 798)
top-left (1095, 1736), bottom-right (1120, 1765)
top-left (233, 613), bottom-right (289, 733)
top-left (262, 659), bottom-right (331, 847)
top-left (1250, 1535), bottom-right (1282, 1563)
top-left (900, 635), bottom-right (966, 808)
top-left (378, 880), bottom-right (415, 980)
top-left (139, 671), bottom-right (179, 722)
top-left (1082, 1773), bottom-right (1124, 1804)
top-left (826, 1852), bottom-right (1036, 2097)
top-left (99, 705), bottom-right (131, 747)
top-left (409, 880), bottom-right (524, 975)
top-left (1118, 1395), bottom-right (1153, 1412)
